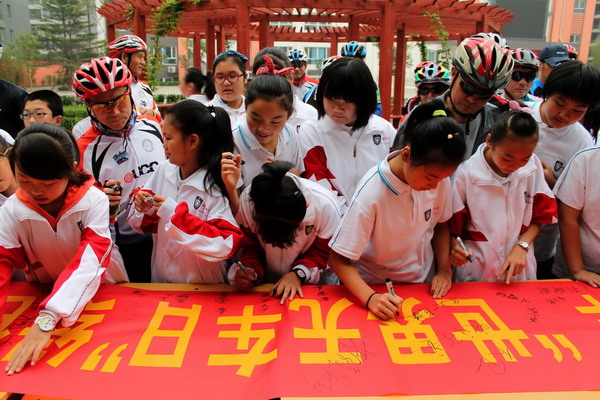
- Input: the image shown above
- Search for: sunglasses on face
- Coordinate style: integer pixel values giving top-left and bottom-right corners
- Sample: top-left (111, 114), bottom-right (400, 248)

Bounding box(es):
top-left (459, 79), bottom-right (495, 100)
top-left (87, 88), bottom-right (131, 111)
top-left (291, 62), bottom-right (306, 69)
top-left (511, 70), bottom-right (537, 82)
top-left (417, 85), bottom-right (448, 96)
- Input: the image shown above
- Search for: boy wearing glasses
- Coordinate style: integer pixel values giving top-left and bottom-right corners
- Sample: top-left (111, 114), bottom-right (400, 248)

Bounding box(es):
top-left (530, 44), bottom-right (570, 98)
top-left (73, 57), bottom-right (165, 282)
top-left (21, 90), bottom-right (63, 128)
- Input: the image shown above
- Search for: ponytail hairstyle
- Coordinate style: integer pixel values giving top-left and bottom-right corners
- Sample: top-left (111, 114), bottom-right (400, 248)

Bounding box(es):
top-left (165, 100), bottom-right (234, 197)
top-left (316, 57), bottom-right (377, 130)
top-left (489, 110), bottom-right (539, 145)
top-left (10, 123), bottom-right (88, 186)
top-left (250, 161), bottom-right (307, 249)
top-left (246, 73), bottom-right (294, 115)
top-left (184, 67), bottom-right (216, 100)
top-left (399, 99), bottom-right (466, 167)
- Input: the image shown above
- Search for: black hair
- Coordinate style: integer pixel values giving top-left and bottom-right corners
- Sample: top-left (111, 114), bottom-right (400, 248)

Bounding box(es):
top-left (581, 101), bottom-right (600, 142)
top-left (184, 67), bottom-right (216, 100)
top-left (489, 110), bottom-right (539, 145)
top-left (251, 54), bottom-right (288, 75)
top-left (543, 61), bottom-right (600, 107)
top-left (165, 100), bottom-right (233, 197)
top-left (24, 90), bottom-right (64, 117)
top-left (254, 47), bottom-right (291, 68)
top-left (245, 74), bottom-right (294, 114)
top-left (316, 57), bottom-right (377, 130)
top-left (250, 161), bottom-right (306, 249)
top-left (213, 51), bottom-right (247, 75)
top-left (10, 123), bottom-right (88, 186)
top-left (398, 99), bottom-right (466, 167)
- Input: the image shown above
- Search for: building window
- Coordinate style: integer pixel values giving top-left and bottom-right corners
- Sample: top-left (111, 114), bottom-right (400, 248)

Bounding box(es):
top-left (594, 18), bottom-right (600, 30)
top-left (426, 49), bottom-right (440, 63)
top-left (7, 4), bottom-right (11, 18)
top-left (9, 29), bottom-right (14, 41)
top-left (593, 32), bottom-right (600, 42)
top-left (28, 0), bottom-right (42, 4)
top-left (306, 46), bottom-right (329, 65)
top-left (574, 0), bottom-right (586, 13)
top-left (30, 8), bottom-right (42, 19)
top-left (0, 28), bottom-right (4, 43)
top-left (161, 46), bottom-right (177, 65)
top-left (570, 35), bottom-right (581, 43)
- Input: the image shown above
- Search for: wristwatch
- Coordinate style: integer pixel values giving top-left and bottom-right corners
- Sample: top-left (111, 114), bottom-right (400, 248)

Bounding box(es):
top-left (292, 268), bottom-right (307, 284)
top-left (516, 241), bottom-right (530, 252)
top-left (34, 315), bottom-right (57, 332)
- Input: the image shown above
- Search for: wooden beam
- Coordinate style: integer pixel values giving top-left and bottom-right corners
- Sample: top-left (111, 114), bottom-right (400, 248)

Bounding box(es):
top-left (216, 27), bottom-right (226, 54)
top-left (330, 33), bottom-right (338, 55)
top-left (193, 34), bottom-right (202, 69)
top-left (348, 15), bottom-right (360, 41)
top-left (259, 15), bottom-right (271, 49)
top-left (207, 22), bottom-right (216, 71)
top-left (236, 0), bottom-right (251, 57)
top-left (392, 26), bottom-right (406, 127)
top-left (379, 0), bottom-right (395, 120)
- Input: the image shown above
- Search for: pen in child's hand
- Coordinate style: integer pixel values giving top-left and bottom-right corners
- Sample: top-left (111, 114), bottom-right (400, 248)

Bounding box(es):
top-left (146, 196), bottom-right (154, 203)
top-left (386, 278), bottom-right (403, 316)
top-left (455, 236), bottom-right (473, 262)
top-left (226, 155), bottom-right (246, 165)
top-left (237, 261), bottom-right (255, 281)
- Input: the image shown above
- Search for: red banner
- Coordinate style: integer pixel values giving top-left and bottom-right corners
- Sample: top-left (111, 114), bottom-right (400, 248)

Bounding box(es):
top-left (1, 281), bottom-right (600, 399)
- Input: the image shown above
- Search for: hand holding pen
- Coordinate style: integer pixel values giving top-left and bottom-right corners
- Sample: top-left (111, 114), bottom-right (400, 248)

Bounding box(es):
top-left (365, 278), bottom-right (402, 321)
top-left (450, 235), bottom-right (473, 266)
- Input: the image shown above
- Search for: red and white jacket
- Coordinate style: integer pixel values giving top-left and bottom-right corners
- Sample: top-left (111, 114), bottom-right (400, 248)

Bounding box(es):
top-left (77, 114), bottom-right (166, 242)
top-left (292, 74), bottom-right (319, 102)
top-left (128, 161), bottom-right (242, 283)
top-left (450, 144), bottom-right (558, 282)
top-left (231, 174), bottom-right (342, 284)
top-left (0, 177), bottom-right (127, 327)
top-left (299, 114), bottom-right (396, 211)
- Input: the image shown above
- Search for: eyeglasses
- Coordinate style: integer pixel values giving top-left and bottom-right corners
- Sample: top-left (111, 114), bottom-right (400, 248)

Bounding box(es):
top-left (0, 148), bottom-right (10, 163)
top-left (213, 73), bottom-right (244, 84)
top-left (20, 111), bottom-right (50, 120)
top-left (459, 79), bottom-right (495, 100)
top-left (417, 85), bottom-right (448, 96)
top-left (511, 70), bottom-right (537, 83)
top-left (291, 62), bottom-right (306, 69)
top-left (87, 88), bottom-right (131, 111)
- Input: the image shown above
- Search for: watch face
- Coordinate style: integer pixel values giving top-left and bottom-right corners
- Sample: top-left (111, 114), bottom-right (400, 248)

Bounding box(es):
top-left (35, 316), bottom-right (56, 332)
top-left (294, 269), bottom-right (306, 279)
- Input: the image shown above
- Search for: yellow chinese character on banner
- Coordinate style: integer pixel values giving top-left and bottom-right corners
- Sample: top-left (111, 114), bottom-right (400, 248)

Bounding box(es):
top-left (368, 297), bottom-right (450, 364)
top-left (208, 305), bottom-right (281, 377)
top-left (575, 294), bottom-right (600, 323)
top-left (130, 301), bottom-right (201, 368)
top-left (0, 296), bottom-right (36, 340)
top-left (1, 298), bottom-right (115, 368)
top-left (438, 298), bottom-right (530, 363)
top-left (290, 298), bottom-right (361, 364)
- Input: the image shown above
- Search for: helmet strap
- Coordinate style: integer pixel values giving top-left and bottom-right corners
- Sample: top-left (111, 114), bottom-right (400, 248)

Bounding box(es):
top-left (88, 95), bottom-right (137, 138)
top-left (445, 79), bottom-right (481, 127)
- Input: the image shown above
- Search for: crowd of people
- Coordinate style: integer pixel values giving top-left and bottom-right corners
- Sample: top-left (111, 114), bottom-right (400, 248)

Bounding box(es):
top-left (1, 33), bottom-right (599, 375)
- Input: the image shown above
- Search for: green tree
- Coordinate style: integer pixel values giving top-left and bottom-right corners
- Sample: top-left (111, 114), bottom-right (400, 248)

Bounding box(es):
top-left (0, 33), bottom-right (41, 86)
top-left (35, 0), bottom-right (101, 86)
top-left (588, 37), bottom-right (600, 71)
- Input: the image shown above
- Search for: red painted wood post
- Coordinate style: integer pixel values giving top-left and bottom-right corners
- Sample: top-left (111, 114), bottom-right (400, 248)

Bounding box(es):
top-left (378, 0), bottom-right (395, 121)
top-left (207, 22), bottom-right (216, 71)
top-left (392, 26), bottom-right (406, 127)
top-left (236, 0), bottom-right (250, 58)
top-left (193, 34), bottom-right (202, 68)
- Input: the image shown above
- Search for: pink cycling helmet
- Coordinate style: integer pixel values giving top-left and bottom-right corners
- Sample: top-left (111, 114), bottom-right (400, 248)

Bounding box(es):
top-left (73, 57), bottom-right (132, 100)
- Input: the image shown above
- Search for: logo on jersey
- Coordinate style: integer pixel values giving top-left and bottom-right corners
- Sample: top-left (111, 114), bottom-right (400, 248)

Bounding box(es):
top-left (123, 161), bottom-right (159, 183)
top-left (554, 160), bottom-right (564, 172)
top-left (305, 225), bottom-right (314, 235)
top-left (142, 139), bottom-right (154, 152)
top-left (113, 150), bottom-right (129, 165)
top-left (424, 209), bottom-right (432, 221)
top-left (524, 191), bottom-right (533, 204)
top-left (373, 134), bottom-right (381, 145)
top-left (194, 196), bottom-right (203, 210)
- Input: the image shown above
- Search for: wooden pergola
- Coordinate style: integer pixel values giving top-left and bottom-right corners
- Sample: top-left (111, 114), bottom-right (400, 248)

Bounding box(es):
top-left (99, 0), bottom-right (512, 120)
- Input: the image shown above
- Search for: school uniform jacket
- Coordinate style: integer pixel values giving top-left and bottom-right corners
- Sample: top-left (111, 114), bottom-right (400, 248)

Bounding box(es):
top-left (288, 95), bottom-right (318, 134)
top-left (208, 95), bottom-right (246, 127)
top-left (450, 144), bottom-right (558, 282)
top-left (0, 178), bottom-right (127, 327)
top-left (77, 114), bottom-right (166, 242)
top-left (329, 152), bottom-right (453, 284)
top-left (128, 161), bottom-right (242, 283)
top-left (299, 114), bottom-right (396, 211)
top-left (233, 174), bottom-right (342, 284)
top-left (234, 119), bottom-right (304, 188)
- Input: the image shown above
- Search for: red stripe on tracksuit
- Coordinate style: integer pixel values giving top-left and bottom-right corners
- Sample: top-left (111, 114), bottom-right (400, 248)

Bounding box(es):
top-left (532, 193), bottom-right (558, 224)
top-left (133, 188), bottom-right (159, 234)
top-left (0, 246), bottom-right (27, 319)
top-left (293, 236), bottom-right (330, 270)
top-left (40, 227), bottom-right (113, 318)
top-left (239, 225), bottom-right (267, 282)
top-left (302, 146), bottom-right (337, 191)
top-left (449, 206), bottom-right (489, 242)
top-left (168, 202), bottom-right (242, 260)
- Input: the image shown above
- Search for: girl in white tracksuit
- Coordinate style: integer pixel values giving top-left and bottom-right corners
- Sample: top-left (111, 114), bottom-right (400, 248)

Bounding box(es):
top-left (1, 124), bottom-right (127, 375)
top-left (229, 161), bottom-right (342, 303)
top-left (129, 100), bottom-right (242, 283)
top-left (450, 111), bottom-right (558, 283)
top-left (298, 57), bottom-right (396, 212)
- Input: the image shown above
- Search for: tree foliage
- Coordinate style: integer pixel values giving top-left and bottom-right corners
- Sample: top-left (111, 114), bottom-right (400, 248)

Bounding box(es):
top-left (34, 0), bottom-right (101, 85)
top-left (0, 33), bottom-right (41, 86)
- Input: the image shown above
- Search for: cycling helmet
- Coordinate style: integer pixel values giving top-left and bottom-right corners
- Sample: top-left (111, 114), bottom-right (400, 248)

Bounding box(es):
top-left (471, 32), bottom-right (509, 49)
top-left (415, 62), bottom-right (450, 86)
top-left (341, 41), bottom-right (367, 57)
top-left (73, 57), bottom-right (132, 100)
top-left (562, 43), bottom-right (578, 60)
top-left (453, 37), bottom-right (514, 90)
top-left (287, 49), bottom-right (308, 63)
top-left (510, 48), bottom-right (540, 70)
top-left (107, 35), bottom-right (148, 58)
top-left (322, 55), bottom-right (343, 70)
top-left (414, 61), bottom-right (436, 74)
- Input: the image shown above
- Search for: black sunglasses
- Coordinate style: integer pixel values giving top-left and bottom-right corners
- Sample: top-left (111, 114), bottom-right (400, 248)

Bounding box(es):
top-left (511, 70), bottom-right (537, 83)
top-left (459, 79), bottom-right (495, 100)
top-left (418, 85), bottom-right (448, 96)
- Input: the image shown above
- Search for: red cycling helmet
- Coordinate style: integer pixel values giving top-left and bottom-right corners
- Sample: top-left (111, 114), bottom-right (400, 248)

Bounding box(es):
top-left (453, 37), bottom-right (514, 90)
top-left (510, 48), bottom-right (540, 70)
top-left (562, 43), bottom-right (578, 60)
top-left (72, 57), bottom-right (132, 100)
top-left (107, 35), bottom-right (148, 59)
